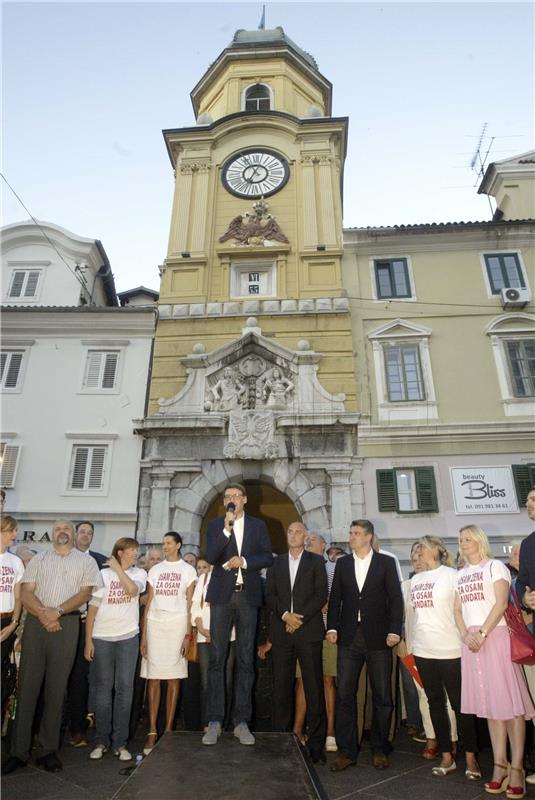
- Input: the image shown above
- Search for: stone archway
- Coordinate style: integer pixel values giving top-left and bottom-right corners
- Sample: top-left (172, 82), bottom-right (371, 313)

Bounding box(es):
top-left (199, 481), bottom-right (300, 554)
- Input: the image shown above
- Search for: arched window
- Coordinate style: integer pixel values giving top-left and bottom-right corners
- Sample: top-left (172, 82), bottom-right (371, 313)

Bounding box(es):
top-left (244, 83), bottom-right (272, 112)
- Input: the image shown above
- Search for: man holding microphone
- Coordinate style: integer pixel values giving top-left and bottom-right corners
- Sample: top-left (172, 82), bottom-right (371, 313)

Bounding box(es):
top-left (202, 483), bottom-right (273, 746)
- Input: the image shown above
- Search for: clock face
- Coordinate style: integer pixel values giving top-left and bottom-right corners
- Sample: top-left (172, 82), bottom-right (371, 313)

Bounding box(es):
top-left (222, 148), bottom-right (289, 198)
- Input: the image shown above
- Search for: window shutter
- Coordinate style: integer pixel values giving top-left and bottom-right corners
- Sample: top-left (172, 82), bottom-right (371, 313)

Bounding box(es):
top-left (512, 464), bottom-right (535, 506)
top-left (9, 272), bottom-right (25, 298)
top-left (0, 353), bottom-right (7, 382)
top-left (3, 353), bottom-right (23, 388)
top-left (376, 469), bottom-right (397, 511)
top-left (71, 447), bottom-right (89, 488)
top-left (0, 445), bottom-right (20, 488)
top-left (414, 467), bottom-right (438, 512)
top-left (24, 271), bottom-right (40, 297)
top-left (88, 447), bottom-right (106, 489)
top-left (85, 352), bottom-right (103, 388)
top-left (101, 353), bottom-right (118, 389)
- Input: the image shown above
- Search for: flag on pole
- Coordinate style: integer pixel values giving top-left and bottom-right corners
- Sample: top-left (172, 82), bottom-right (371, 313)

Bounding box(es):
top-left (258, 4), bottom-right (265, 30)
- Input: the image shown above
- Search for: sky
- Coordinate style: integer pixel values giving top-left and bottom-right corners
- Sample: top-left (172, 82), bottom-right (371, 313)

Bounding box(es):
top-left (2, 1), bottom-right (533, 293)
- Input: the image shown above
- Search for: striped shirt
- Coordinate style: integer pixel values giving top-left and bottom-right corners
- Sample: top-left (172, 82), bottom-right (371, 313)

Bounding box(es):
top-left (21, 547), bottom-right (102, 609)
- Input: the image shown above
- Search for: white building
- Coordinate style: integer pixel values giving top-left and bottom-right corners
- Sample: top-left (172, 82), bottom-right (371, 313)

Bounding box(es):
top-left (1, 220), bottom-right (157, 554)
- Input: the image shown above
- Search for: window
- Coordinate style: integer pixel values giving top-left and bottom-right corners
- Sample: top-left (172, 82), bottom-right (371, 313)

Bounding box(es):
top-left (244, 83), bottom-right (271, 112)
top-left (484, 253), bottom-right (526, 294)
top-left (8, 269), bottom-right (41, 299)
top-left (368, 320), bottom-right (438, 421)
top-left (0, 351), bottom-right (24, 390)
top-left (486, 315), bottom-right (535, 417)
top-left (0, 443), bottom-right (20, 488)
top-left (230, 261), bottom-right (276, 299)
top-left (384, 343), bottom-right (424, 401)
top-left (512, 463), bottom-right (535, 506)
top-left (374, 259), bottom-right (411, 299)
top-left (506, 340), bottom-right (535, 397)
top-left (68, 445), bottom-right (108, 491)
top-left (377, 467), bottom-right (438, 513)
top-left (82, 350), bottom-right (119, 391)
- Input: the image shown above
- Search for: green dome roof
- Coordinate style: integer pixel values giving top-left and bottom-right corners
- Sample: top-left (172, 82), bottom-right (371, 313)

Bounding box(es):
top-left (230, 26), bottom-right (318, 70)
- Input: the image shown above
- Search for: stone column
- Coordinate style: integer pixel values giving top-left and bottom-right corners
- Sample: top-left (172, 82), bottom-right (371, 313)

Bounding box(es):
top-left (329, 466), bottom-right (353, 538)
top-left (148, 470), bottom-right (174, 538)
top-left (170, 164), bottom-right (194, 253)
top-left (317, 155), bottom-right (337, 246)
top-left (190, 161), bottom-right (211, 253)
top-left (300, 156), bottom-right (318, 246)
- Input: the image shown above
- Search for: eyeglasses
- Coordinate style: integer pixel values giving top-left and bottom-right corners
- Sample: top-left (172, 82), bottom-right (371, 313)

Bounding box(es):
top-left (223, 493), bottom-right (243, 500)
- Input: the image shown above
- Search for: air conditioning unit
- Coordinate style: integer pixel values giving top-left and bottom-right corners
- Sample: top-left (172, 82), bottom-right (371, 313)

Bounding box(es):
top-left (500, 287), bottom-right (532, 308)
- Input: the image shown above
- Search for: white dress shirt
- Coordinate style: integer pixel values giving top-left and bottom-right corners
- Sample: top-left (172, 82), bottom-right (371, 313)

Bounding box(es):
top-left (288, 549), bottom-right (304, 612)
top-left (222, 514), bottom-right (247, 584)
top-left (354, 549), bottom-right (373, 621)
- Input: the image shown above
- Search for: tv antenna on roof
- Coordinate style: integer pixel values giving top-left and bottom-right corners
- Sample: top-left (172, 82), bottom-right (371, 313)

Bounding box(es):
top-left (470, 123), bottom-right (495, 187)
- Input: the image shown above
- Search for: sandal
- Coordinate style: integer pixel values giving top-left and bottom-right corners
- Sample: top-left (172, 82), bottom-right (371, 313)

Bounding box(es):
top-left (422, 747), bottom-right (438, 760)
top-left (485, 763), bottom-right (510, 794)
top-left (506, 767), bottom-right (525, 799)
top-left (432, 759), bottom-right (456, 777)
top-left (143, 731), bottom-right (158, 756)
top-left (466, 763), bottom-right (482, 780)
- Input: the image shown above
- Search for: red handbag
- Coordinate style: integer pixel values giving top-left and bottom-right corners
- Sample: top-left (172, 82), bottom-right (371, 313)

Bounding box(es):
top-left (505, 586), bottom-right (535, 665)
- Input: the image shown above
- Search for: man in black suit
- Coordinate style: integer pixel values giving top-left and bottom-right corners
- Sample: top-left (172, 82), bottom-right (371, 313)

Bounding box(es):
top-left (516, 488), bottom-right (535, 607)
top-left (202, 483), bottom-right (273, 746)
top-left (265, 521), bottom-right (328, 762)
top-left (327, 519), bottom-right (403, 772)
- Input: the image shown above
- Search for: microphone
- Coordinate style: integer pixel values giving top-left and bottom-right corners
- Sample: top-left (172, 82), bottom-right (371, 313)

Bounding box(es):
top-left (226, 502), bottom-right (236, 531)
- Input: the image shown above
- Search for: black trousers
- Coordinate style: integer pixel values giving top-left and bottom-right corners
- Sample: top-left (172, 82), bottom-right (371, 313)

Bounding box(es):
top-left (66, 619), bottom-right (89, 737)
top-left (271, 636), bottom-right (326, 755)
top-left (414, 655), bottom-right (478, 754)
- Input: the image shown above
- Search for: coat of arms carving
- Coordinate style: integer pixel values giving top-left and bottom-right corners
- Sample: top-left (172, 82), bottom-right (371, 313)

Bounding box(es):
top-left (219, 198), bottom-right (289, 246)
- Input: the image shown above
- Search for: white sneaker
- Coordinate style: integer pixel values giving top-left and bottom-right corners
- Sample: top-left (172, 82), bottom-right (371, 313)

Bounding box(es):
top-left (89, 745), bottom-right (107, 760)
top-left (114, 747), bottom-right (132, 761)
top-left (325, 736), bottom-right (338, 752)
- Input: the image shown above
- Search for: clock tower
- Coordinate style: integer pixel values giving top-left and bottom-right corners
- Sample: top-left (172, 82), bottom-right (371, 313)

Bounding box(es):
top-left (137, 27), bottom-right (362, 548)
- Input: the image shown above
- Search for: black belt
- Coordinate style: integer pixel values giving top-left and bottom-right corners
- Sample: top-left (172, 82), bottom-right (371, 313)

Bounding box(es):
top-left (62, 611), bottom-right (81, 617)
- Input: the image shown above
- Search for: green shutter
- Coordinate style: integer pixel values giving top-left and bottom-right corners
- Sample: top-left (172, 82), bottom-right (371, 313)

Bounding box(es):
top-left (376, 470), bottom-right (397, 511)
top-left (414, 467), bottom-right (438, 512)
top-left (512, 464), bottom-right (535, 506)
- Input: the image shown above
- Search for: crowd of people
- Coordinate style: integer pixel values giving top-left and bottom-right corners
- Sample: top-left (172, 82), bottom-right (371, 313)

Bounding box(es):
top-left (1, 483), bottom-right (535, 799)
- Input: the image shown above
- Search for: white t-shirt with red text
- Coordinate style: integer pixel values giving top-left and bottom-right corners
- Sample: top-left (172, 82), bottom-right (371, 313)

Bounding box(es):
top-left (0, 551), bottom-right (24, 613)
top-left (91, 566), bottom-right (147, 639)
top-left (410, 565), bottom-right (461, 659)
top-left (148, 559), bottom-right (197, 614)
top-left (457, 558), bottom-right (510, 629)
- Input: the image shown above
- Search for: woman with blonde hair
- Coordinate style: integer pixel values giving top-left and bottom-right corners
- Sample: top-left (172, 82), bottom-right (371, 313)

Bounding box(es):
top-left (455, 524), bottom-right (535, 799)
top-left (411, 535), bottom-right (479, 779)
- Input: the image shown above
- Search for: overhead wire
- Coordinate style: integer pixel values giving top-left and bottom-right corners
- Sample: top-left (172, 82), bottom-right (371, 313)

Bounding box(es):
top-left (1, 172), bottom-right (90, 295)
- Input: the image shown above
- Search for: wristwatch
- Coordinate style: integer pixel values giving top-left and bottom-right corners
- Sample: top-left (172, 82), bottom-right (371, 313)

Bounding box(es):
top-left (57, 607), bottom-right (65, 617)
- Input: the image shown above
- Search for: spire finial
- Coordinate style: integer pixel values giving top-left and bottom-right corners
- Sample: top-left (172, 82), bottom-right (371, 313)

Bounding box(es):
top-left (258, 4), bottom-right (265, 30)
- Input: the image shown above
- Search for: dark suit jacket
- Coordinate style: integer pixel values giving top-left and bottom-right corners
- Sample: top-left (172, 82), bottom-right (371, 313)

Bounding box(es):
top-left (516, 530), bottom-right (535, 602)
top-left (265, 551), bottom-right (328, 645)
top-left (89, 550), bottom-right (107, 569)
top-left (327, 550), bottom-right (403, 650)
top-left (206, 514), bottom-right (273, 607)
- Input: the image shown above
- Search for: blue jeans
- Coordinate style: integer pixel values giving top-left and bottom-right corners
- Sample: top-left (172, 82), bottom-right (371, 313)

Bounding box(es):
top-left (207, 591), bottom-right (258, 725)
top-left (335, 626), bottom-right (393, 760)
top-left (399, 659), bottom-right (422, 729)
top-left (198, 641), bottom-right (235, 728)
top-left (91, 635), bottom-right (138, 749)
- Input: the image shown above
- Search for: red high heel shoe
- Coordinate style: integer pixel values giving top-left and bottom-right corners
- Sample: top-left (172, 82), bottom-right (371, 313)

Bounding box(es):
top-left (484, 763), bottom-right (510, 794)
top-left (505, 767), bottom-right (526, 799)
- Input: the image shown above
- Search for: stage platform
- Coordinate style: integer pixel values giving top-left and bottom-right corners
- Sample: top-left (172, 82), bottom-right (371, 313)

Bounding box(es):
top-left (2, 726), bottom-right (531, 800)
top-left (115, 732), bottom-right (325, 800)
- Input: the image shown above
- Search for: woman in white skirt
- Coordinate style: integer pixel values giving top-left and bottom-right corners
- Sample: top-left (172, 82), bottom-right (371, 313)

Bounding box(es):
top-left (140, 532), bottom-right (197, 754)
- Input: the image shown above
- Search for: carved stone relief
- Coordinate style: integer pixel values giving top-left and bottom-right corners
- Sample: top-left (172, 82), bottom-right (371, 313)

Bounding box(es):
top-left (204, 356), bottom-right (294, 412)
top-left (219, 198), bottom-right (289, 246)
top-left (223, 409), bottom-right (279, 460)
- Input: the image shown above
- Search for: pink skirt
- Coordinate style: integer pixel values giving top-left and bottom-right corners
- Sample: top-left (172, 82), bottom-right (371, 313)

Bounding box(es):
top-left (461, 625), bottom-right (535, 720)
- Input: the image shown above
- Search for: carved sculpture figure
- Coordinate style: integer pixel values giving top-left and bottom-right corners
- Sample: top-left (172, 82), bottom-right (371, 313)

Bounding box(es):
top-left (209, 367), bottom-right (246, 411)
top-left (262, 368), bottom-right (294, 409)
top-left (219, 198), bottom-right (289, 246)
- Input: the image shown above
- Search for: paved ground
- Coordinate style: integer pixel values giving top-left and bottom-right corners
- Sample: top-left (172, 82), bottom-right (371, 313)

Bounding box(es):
top-left (2, 727), bottom-right (535, 800)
